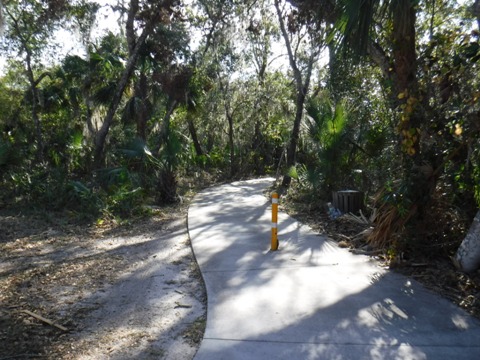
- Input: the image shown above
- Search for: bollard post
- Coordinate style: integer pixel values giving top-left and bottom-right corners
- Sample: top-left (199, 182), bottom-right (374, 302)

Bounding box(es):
top-left (271, 192), bottom-right (279, 250)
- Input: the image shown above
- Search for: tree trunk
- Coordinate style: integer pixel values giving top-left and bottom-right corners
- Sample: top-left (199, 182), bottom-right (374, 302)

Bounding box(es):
top-left (126, 0), bottom-right (138, 55)
top-left (187, 114), bottom-right (204, 156)
top-left (93, 24), bottom-right (151, 167)
top-left (392, 1), bottom-right (438, 220)
top-left (153, 99), bottom-right (178, 156)
top-left (392, 0), bottom-right (422, 163)
top-left (282, 90), bottom-right (306, 187)
top-left (135, 73), bottom-right (149, 141)
top-left (226, 111), bottom-right (235, 178)
top-left (127, 0), bottom-right (150, 142)
top-left (275, 0), bottom-right (318, 187)
top-left (252, 118), bottom-right (263, 174)
top-left (367, 1), bottom-right (435, 247)
top-left (454, 210), bottom-right (480, 273)
top-left (25, 50), bottom-right (44, 161)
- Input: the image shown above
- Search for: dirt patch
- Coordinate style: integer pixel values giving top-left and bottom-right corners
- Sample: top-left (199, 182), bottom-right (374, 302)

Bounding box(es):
top-left (0, 205), bottom-right (206, 359)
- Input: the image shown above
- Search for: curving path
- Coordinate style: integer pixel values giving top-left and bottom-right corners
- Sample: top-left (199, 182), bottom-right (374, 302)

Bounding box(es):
top-left (188, 178), bottom-right (480, 360)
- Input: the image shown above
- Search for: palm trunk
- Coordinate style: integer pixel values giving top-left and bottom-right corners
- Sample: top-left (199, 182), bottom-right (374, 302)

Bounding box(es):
top-left (392, 1), bottom-right (436, 219)
top-left (393, 0), bottom-right (420, 162)
top-left (369, 1), bottom-right (434, 247)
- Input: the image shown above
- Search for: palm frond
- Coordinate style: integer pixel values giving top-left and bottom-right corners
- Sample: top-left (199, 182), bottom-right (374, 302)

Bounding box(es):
top-left (337, 0), bottom-right (382, 55)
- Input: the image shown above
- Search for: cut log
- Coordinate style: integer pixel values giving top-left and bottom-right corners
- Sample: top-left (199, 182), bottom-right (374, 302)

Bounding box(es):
top-left (454, 209), bottom-right (480, 273)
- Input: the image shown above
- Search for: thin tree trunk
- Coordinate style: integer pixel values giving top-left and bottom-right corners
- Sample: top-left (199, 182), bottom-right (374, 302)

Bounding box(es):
top-left (84, 101), bottom-right (96, 137)
top-left (127, 0), bottom-right (149, 142)
top-left (252, 118), bottom-right (262, 174)
top-left (135, 73), bottom-right (149, 141)
top-left (226, 110), bottom-right (235, 178)
top-left (5, 8), bottom-right (45, 161)
top-left (275, 0), bottom-right (318, 187)
top-left (187, 114), bottom-right (204, 156)
top-left (251, 38), bottom-right (270, 174)
top-left (126, 0), bottom-right (138, 55)
top-left (282, 90), bottom-right (306, 187)
top-left (154, 99), bottom-right (178, 156)
top-left (25, 50), bottom-right (44, 161)
top-left (93, 24), bottom-right (152, 167)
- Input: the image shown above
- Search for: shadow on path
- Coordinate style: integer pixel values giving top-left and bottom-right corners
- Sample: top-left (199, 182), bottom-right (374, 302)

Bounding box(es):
top-left (188, 178), bottom-right (480, 360)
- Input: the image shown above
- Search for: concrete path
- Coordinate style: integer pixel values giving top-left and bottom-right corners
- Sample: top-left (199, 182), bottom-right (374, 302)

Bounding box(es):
top-left (187, 178), bottom-right (480, 360)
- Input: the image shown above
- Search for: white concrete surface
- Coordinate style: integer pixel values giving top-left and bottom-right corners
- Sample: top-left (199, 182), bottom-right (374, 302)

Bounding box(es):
top-left (188, 178), bottom-right (480, 360)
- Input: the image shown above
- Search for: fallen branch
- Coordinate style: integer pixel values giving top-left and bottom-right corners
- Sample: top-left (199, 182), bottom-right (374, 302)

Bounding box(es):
top-left (344, 209), bottom-right (377, 225)
top-left (174, 302), bottom-right (192, 309)
top-left (352, 227), bottom-right (374, 243)
top-left (22, 310), bottom-right (68, 332)
top-left (349, 248), bottom-right (383, 256)
top-left (335, 233), bottom-right (352, 241)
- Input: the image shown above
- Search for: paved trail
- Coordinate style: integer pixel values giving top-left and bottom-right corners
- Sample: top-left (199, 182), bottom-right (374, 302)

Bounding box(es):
top-left (188, 178), bottom-right (480, 360)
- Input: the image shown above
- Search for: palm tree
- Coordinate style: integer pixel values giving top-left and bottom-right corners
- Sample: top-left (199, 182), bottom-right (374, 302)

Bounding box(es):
top-left (287, 1), bottom-right (436, 240)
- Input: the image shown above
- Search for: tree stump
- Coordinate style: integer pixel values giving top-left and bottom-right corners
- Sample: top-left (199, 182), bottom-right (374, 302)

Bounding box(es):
top-left (332, 190), bottom-right (364, 214)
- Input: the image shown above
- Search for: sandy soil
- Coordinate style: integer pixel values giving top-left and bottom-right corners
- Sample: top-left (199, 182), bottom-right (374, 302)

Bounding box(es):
top-left (0, 205), bottom-right (206, 359)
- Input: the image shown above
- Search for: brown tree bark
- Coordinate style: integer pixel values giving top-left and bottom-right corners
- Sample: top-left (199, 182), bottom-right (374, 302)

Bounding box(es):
top-left (187, 114), bottom-right (204, 157)
top-left (25, 48), bottom-right (44, 161)
top-left (274, 0), bottom-right (319, 187)
top-left (93, 23), bottom-right (152, 167)
top-left (225, 104), bottom-right (235, 178)
top-left (134, 73), bottom-right (149, 141)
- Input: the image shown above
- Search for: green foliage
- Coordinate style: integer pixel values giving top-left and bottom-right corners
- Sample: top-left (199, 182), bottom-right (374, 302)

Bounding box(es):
top-left (364, 125), bottom-right (386, 157)
top-left (474, 161), bottom-right (480, 208)
top-left (66, 174), bottom-right (147, 220)
top-left (8, 165), bottom-right (70, 209)
top-left (99, 169), bottom-right (144, 217)
top-left (287, 165), bottom-right (299, 181)
top-left (303, 93), bottom-right (351, 194)
top-left (155, 125), bottom-right (185, 203)
top-left (287, 163), bottom-right (323, 191)
top-left (0, 138), bottom-right (14, 167)
top-left (109, 133), bottom-right (184, 205)
top-left (67, 180), bottom-right (102, 217)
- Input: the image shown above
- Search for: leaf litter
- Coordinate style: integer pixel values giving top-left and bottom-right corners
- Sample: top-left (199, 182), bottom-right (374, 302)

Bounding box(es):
top-left (0, 205), bottom-right (206, 359)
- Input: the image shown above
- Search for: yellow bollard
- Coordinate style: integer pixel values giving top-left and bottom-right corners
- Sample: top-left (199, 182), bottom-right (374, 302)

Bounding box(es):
top-left (271, 192), bottom-right (279, 250)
